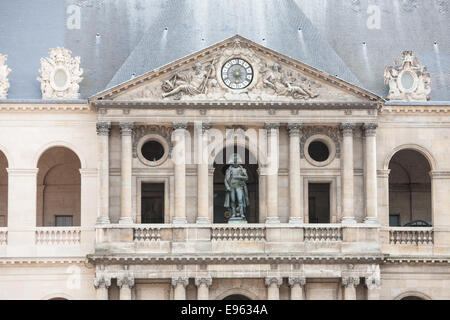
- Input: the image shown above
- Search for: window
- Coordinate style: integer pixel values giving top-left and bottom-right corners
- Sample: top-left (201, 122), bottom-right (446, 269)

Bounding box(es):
top-left (141, 140), bottom-right (165, 162)
top-left (55, 215), bottom-right (74, 227)
top-left (308, 183), bottom-right (330, 223)
top-left (141, 183), bottom-right (164, 223)
top-left (308, 141), bottom-right (330, 162)
top-left (389, 214), bottom-right (400, 227)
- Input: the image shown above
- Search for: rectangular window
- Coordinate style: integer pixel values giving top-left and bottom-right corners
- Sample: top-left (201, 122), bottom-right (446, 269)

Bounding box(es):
top-left (389, 214), bottom-right (400, 227)
top-left (308, 183), bottom-right (331, 223)
top-left (141, 183), bottom-right (164, 223)
top-left (55, 215), bottom-right (74, 227)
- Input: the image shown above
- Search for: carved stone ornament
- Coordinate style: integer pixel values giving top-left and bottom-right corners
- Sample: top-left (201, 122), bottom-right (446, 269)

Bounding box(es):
top-left (265, 277), bottom-right (283, 288)
top-left (116, 38), bottom-right (324, 102)
top-left (172, 276), bottom-right (189, 288)
top-left (117, 275), bottom-right (135, 289)
top-left (132, 125), bottom-right (172, 158)
top-left (342, 275), bottom-right (360, 288)
top-left (300, 126), bottom-right (341, 158)
top-left (0, 54), bottom-right (11, 99)
top-left (384, 51), bottom-right (431, 101)
top-left (195, 276), bottom-right (212, 288)
top-left (37, 47), bottom-right (83, 99)
top-left (288, 276), bottom-right (306, 287)
top-left (93, 275), bottom-right (111, 289)
top-left (365, 265), bottom-right (381, 290)
top-left (96, 122), bottom-right (111, 136)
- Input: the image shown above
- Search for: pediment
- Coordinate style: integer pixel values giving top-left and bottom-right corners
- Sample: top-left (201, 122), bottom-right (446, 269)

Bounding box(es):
top-left (91, 36), bottom-right (381, 104)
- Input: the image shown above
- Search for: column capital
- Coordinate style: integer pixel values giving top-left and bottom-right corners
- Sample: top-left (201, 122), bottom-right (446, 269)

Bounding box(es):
top-left (119, 122), bottom-right (134, 136)
top-left (342, 275), bottom-right (360, 288)
top-left (93, 275), bottom-right (111, 289)
top-left (202, 122), bottom-right (212, 133)
top-left (173, 122), bottom-right (188, 130)
top-left (96, 122), bottom-right (111, 136)
top-left (265, 276), bottom-right (283, 288)
top-left (362, 123), bottom-right (378, 137)
top-left (264, 122), bottom-right (280, 131)
top-left (195, 276), bottom-right (212, 288)
top-left (172, 276), bottom-right (189, 288)
top-left (117, 274), bottom-right (134, 289)
top-left (340, 123), bottom-right (356, 136)
top-left (288, 276), bottom-right (306, 287)
top-left (365, 276), bottom-right (381, 290)
top-left (287, 123), bottom-right (302, 136)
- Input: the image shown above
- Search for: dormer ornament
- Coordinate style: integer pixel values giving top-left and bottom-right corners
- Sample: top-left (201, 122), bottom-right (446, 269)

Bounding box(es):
top-left (0, 54), bottom-right (11, 99)
top-left (37, 47), bottom-right (83, 99)
top-left (384, 51), bottom-right (431, 101)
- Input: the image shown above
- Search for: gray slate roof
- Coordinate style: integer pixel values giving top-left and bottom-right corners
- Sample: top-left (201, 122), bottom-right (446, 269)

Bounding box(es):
top-left (0, 0), bottom-right (449, 101)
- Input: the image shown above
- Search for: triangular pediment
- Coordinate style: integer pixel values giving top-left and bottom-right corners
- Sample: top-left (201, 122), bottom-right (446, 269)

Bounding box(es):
top-left (90, 36), bottom-right (381, 104)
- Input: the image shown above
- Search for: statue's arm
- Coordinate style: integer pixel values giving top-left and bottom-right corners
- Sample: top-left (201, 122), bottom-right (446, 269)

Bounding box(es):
top-left (224, 170), bottom-right (231, 191)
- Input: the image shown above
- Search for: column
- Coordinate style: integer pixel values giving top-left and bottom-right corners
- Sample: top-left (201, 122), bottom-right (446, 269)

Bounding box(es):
top-left (96, 122), bottom-right (111, 224)
top-left (172, 277), bottom-right (189, 300)
top-left (342, 276), bottom-right (359, 300)
top-left (265, 277), bottom-right (282, 300)
top-left (197, 123), bottom-right (211, 224)
top-left (363, 123), bottom-right (379, 224)
top-left (117, 275), bottom-right (134, 300)
top-left (195, 276), bottom-right (212, 300)
top-left (365, 276), bottom-right (381, 300)
top-left (94, 276), bottom-right (111, 300)
top-left (265, 123), bottom-right (280, 224)
top-left (80, 169), bottom-right (98, 249)
top-left (340, 123), bottom-right (356, 224)
top-left (119, 122), bottom-right (134, 224)
top-left (287, 123), bottom-right (303, 224)
top-left (288, 276), bottom-right (306, 300)
top-left (172, 123), bottom-right (188, 224)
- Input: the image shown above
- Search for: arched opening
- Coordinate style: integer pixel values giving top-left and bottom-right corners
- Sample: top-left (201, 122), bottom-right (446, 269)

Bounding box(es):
top-left (223, 294), bottom-right (251, 300)
top-left (401, 296), bottom-right (426, 300)
top-left (388, 149), bottom-right (432, 227)
top-left (48, 297), bottom-right (68, 300)
top-left (37, 147), bottom-right (81, 227)
top-left (0, 151), bottom-right (8, 227)
top-left (213, 145), bottom-right (259, 223)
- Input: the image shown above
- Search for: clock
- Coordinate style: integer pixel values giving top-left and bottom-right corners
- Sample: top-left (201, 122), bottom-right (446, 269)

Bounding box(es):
top-left (221, 58), bottom-right (253, 89)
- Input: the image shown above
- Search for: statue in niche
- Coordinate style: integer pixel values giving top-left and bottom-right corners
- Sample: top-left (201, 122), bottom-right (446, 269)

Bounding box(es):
top-left (261, 62), bottom-right (319, 99)
top-left (161, 59), bottom-right (217, 99)
top-left (224, 154), bottom-right (249, 223)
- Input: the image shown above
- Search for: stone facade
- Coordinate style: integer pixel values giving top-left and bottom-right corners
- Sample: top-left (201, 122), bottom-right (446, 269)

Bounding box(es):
top-left (0, 37), bottom-right (449, 300)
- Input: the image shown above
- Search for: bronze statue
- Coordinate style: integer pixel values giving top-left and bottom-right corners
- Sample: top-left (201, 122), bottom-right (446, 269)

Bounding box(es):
top-left (224, 154), bottom-right (249, 223)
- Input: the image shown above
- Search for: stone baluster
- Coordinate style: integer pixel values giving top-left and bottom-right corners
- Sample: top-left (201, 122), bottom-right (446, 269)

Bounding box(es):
top-left (172, 123), bottom-right (188, 224)
top-left (363, 123), bottom-right (379, 224)
top-left (96, 122), bottom-right (111, 224)
top-left (195, 276), bottom-right (212, 300)
top-left (264, 123), bottom-right (280, 224)
top-left (287, 123), bottom-right (303, 224)
top-left (288, 276), bottom-right (306, 300)
top-left (172, 277), bottom-right (189, 300)
top-left (340, 123), bottom-right (356, 224)
top-left (119, 122), bottom-right (134, 224)
top-left (265, 277), bottom-right (282, 300)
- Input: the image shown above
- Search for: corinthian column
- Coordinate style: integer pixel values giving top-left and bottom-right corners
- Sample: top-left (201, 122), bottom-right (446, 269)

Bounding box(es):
top-left (265, 277), bottom-right (282, 300)
top-left (340, 123), bottom-right (356, 224)
top-left (265, 123), bottom-right (280, 224)
top-left (172, 123), bottom-right (188, 224)
top-left (93, 275), bottom-right (111, 300)
top-left (195, 276), bottom-right (212, 300)
top-left (342, 276), bottom-right (359, 300)
top-left (288, 276), bottom-right (306, 300)
top-left (363, 123), bottom-right (379, 224)
top-left (117, 275), bottom-right (134, 300)
top-left (197, 123), bottom-right (211, 224)
top-left (96, 122), bottom-right (111, 224)
top-left (119, 122), bottom-right (134, 224)
top-left (172, 277), bottom-right (189, 300)
top-left (287, 123), bottom-right (303, 224)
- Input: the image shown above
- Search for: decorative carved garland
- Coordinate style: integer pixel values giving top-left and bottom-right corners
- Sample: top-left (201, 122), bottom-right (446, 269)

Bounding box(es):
top-left (300, 126), bottom-right (341, 159)
top-left (132, 125), bottom-right (173, 158)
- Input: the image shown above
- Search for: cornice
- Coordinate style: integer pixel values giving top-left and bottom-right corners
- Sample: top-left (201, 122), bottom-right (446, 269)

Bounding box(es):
top-left (0, 102), bottom-right (90, 112)
top-left (0, 257), bottom-right (89, 265)
top-left (380, 105), bottom-right (450, 114)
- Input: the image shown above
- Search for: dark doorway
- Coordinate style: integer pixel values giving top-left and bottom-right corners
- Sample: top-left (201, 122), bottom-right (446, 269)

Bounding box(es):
top-left (308, 183), bottom-right (330, 223)
top-left (213, 146), bottom-right (259, 223)
top-left (223, 294), bottom-right (251, 300)
top-left (141, 183), bottom-right (164, 223)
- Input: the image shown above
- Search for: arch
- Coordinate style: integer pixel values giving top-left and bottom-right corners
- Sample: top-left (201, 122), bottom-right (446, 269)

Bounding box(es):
top-left (0, 143), bottom-right (13, 168)
top-left (215, 288), bottom-right (260, 300)
top-left (34, 141), bottom-right (86, 169)
top-left (384, 144), bottom-right (436, 171)
top-left (394, 291), bottom-right (432, 300)
top-left (41, 292), bottom-right (73, 300)
top-left (37, 147), bottom-right (81, 227)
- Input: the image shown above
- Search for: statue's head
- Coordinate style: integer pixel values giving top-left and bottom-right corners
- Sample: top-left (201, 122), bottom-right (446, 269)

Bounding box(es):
top-left (228, 153), bottom-right (243, 166)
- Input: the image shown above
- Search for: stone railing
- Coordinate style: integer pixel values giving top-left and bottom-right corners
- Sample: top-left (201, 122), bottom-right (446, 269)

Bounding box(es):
top-left (0, 228), bottom-right (7, 245)
top-left (303, 224), bottom-right (342, 242)
top-left (134, 225), bottom-right (162, 242)
top-left (389, 227), bottom-right (434, 245)
top-left (211, 225), bottom-right (266, 241)
top-left (35, 227), bottom-right (81, 245)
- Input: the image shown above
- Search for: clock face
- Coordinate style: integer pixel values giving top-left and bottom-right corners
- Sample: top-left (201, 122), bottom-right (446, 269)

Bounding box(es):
top-left (221, 58), bottom-right (253, 89)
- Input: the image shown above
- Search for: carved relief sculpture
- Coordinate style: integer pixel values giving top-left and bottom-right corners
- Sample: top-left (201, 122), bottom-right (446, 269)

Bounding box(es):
top-left (37, 47), bottom-right (83, 99)
top-left (384, 51), bottom-right (431, 101)
top-left (0, 54), bottom-right (11, 99)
